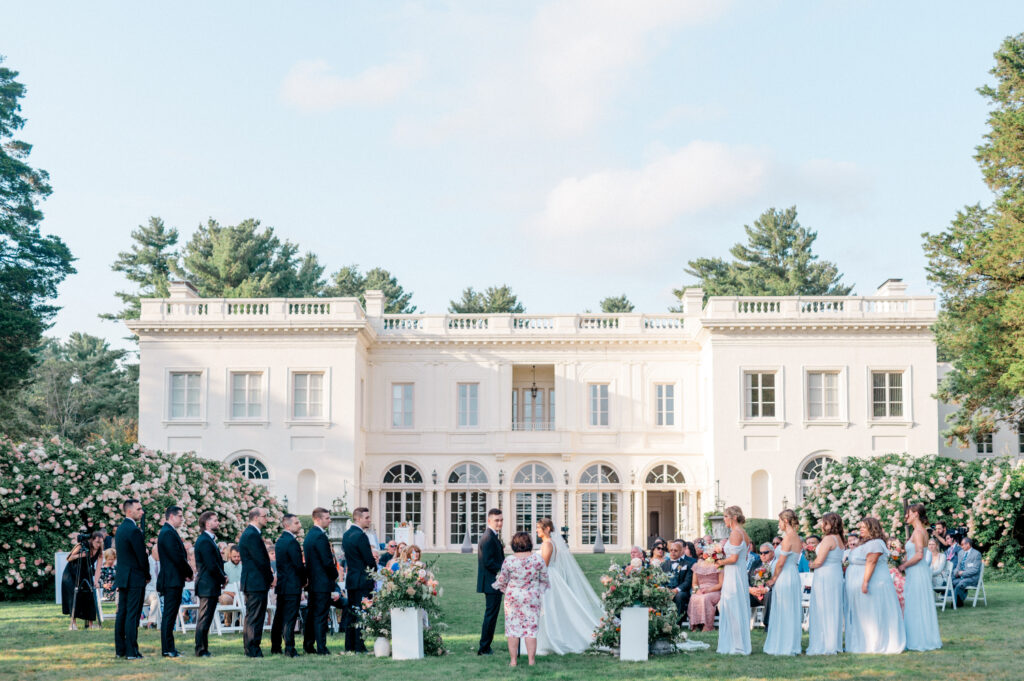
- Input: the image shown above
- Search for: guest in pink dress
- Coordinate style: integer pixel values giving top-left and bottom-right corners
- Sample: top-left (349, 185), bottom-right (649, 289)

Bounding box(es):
top-left (688, 560), bottom-right (724, 631)
top-left (493, 531), bottom-right (550, 666)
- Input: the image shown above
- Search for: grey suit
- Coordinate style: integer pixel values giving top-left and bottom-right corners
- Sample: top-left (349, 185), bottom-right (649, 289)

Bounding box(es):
top-left (952, 548), bottom-right (982, 604)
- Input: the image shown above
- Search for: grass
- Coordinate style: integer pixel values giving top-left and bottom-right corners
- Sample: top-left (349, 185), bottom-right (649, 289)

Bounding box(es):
top-left (0, 553), bottom-right (1020, 681)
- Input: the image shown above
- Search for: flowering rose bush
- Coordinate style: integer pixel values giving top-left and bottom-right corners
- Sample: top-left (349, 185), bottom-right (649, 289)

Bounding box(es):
top-left (359, 560), bottom-right (447, 656)
top-left (799, 452), bottom-right (1023, 568)
top-left (0, 437), bottom-right (283, 599)
top-left (591, 561), bottom-right (686, 650)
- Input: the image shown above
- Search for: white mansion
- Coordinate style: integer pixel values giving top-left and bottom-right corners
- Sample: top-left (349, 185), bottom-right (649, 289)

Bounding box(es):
top-left (128, 278), bottom-right (977, 552)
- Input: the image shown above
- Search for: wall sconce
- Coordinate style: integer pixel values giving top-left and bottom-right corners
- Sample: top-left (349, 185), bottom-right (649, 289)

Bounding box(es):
top-left (630, 469), bottom-right (636, 485)
top-left (782, 495), bottom-right (789, 510)
top-left (281, 494), bottom-right (289, 512)
top-left (563, 469), bottom-right (570, 485)
top-left (498, 469), bottom-right (505, 485)
top-left (431, 469), bottom-right (438, 485)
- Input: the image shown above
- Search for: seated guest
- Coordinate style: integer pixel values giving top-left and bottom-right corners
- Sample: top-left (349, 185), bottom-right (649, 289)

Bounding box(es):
top-left (401, 544), bottom-right (423, 566)
top-left (844, 533), bottom-right (860, 562)
top-left (798, 535), bottom-right (819, 573)
top-left (649, 539), bottom-right (667, 567)
top-left (144, 545), bottom-right (161, 629)
top-left (927, 537), bottom-right (948, 588)
top-left (771, 536), bottom-right (782, 552)
top-left (661, 540), bottom-right (695, 624)
top-left (951, 536), bottom-right (982, 606)
top-left (688, 552), bottom-right (723, 631)
top-left (749, 543), bottom-right (775, 626)
top-left (683, 541), bottom-right (698, 561)
top-left (627, 545), bottom-right (649, 570)
top-left (219, 545), bottom-right (242, 626)
top-left (101, 548), bottom-right (117, 601)
top-left (378, 540), bottom-right (398, 568)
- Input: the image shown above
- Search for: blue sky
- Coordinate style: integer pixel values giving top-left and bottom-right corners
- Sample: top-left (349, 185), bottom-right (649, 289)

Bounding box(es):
top-left (4, 1), bottom-right (1023, 349)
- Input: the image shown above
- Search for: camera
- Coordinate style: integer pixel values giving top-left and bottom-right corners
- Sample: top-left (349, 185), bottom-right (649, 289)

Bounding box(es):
top-left (76, 532), bottom-right (91, 545)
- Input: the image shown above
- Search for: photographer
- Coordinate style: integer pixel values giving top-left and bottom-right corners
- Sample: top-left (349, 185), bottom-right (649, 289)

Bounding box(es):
top-left (61, 531), bottom-right (103, 630)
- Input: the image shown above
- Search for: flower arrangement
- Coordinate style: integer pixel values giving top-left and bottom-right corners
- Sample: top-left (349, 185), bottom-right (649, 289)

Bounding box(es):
top-left (887, 541), bottom-right (905, 570)
top-left (591, 561), bottom-right (686, 650)
top-left (701, 543), bottom-right (725, 569)
top-left (359, 560), bottom-right (447, 656)
top-left (804, 548), bottom-right (817, 568)
top-left (751, 566), bottom-right (770, 589)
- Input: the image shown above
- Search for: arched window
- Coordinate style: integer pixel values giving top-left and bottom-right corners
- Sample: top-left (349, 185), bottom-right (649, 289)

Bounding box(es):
top-left (579, 464), bottom-right (619, 545)
top-left (579, 464), bottom-right (619, 485)
top-left (448, 463), bottom-right (488, 545)
top-left (383, 464), bottom-right (423, 485)
top-left (231, 455), bottom-right (269, 480)
top-left (645, 464), bottom-right (685, 485)
top-left (797, 455), bottom-right (836, 503)
top-left (514, 463), bottom-right (554, 485)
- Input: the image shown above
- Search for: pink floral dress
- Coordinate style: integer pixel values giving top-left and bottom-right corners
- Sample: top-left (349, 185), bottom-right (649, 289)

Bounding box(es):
top-left (493, 553), bottom-right (550, 638)
top-left (688, 560), bottom-right (722, 629)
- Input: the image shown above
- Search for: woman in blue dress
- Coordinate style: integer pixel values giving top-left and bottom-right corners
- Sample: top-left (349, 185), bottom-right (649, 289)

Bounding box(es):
top-left (763, 509), bottom-right (803, 655)
top-left (899, 504), bottom-right (942, 651)
top-left (845, 517), bottom-right (905, 654)
top-left (806, 512), bottom-right (845, 655)
top-left (715, 505), bottom-right (752, 655)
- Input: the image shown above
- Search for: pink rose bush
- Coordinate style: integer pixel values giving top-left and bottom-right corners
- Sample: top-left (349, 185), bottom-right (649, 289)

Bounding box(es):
top-left (0, 437), bottom-right (283, 599)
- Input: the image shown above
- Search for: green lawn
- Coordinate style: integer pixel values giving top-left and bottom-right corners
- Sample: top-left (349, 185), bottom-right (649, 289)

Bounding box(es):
top-left (0, 553), bottom-right (1019, 681)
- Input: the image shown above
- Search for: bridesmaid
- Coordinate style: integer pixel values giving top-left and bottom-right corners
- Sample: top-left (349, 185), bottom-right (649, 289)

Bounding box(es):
top-left (899, 503), bottom-right (942, 651)
top-left (763, 509), bottom-right (803, 656)
top-left (845, 517), bottom-right (905, 654)
top-left (715, 505), bottom-right (752, 655)
top-left (806, 512), bottom-right (845, 655)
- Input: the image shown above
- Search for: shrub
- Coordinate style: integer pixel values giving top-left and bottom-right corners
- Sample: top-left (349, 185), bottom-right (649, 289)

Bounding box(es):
top-left (0, 437), bottom-right (283, 599)
top-left (744, 518), bottom-right (777, 548)
top-left (968, 459), bottom-right (1024, 569)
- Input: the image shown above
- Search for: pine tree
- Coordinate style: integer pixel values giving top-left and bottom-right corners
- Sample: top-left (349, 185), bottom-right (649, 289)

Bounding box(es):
top-left (103, 216), bottom-right (179, 320)
top-left (599, 294), bottom-right (635, 313)
top-left (448, 285), bottom-right (525, 313)
top-left (325, 265), bottom-right (415, 313)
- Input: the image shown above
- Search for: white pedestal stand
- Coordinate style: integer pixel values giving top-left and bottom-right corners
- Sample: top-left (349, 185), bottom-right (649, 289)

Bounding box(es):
top-left (619, 606), bottom-right (648, 662)
top-left (390, 607), bottom-right (424, 660)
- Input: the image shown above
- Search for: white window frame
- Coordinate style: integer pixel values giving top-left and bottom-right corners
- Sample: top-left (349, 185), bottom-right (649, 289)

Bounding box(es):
top-left (225, 368), bottom-right (269, 424)
top-left (164, 368), bottom-right (207, 424)
top-left (738, 366), bottom-right (784, 425)
top-left (802, 366), bottom-right (848, 426)
top-left (975, 432), bottom-right (994, 455)
top-left (866, 366), bottom-right (912, 425)
top-left (391, 382), bottom-right (415, 430)
top-left (654, 382), bottom-right (677, 427)
top-left (286, 368), bottom-right (331, 426)
top-left (587, 383), bottom-right (610, 428)
top-left (457, 382), bottom-right (480, 429)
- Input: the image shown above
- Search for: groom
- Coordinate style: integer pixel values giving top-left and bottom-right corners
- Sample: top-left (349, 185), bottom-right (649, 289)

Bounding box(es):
top-left (477, 508), bottom-right (505, 656)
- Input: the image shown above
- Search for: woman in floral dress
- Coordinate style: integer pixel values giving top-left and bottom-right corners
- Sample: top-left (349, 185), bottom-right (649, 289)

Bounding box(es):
top-left (493, 531), bottom-right (550, 667)
top-left (688, 558), bottom-right (723, 631)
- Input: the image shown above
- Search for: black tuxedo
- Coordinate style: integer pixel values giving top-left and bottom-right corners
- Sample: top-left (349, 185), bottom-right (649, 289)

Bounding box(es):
top-left (476, 527), bottom-right (505, 654)
top-left (341, 525), bottom-right (374, 652)
top-left (238, 525), bottom-right (273, 656)
top-left (156, 523), bottom-right (193, 654)
top-left (193, 531), bottom-right (225, 656)
top-left (271, 531), bottom-right (306, 655)
top-left (113, 518), bottom-right (149, 658)
top-left (303, 525), bottom-right (337, 654)
top-left (662, 555), bottom-right (696, 623)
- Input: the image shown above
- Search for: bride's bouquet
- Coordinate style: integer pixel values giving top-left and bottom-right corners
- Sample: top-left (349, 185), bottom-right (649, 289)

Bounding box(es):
top-left (359, 560), bottom-right (448, 656)
top-left (592, 561), bottom-right (687, 651)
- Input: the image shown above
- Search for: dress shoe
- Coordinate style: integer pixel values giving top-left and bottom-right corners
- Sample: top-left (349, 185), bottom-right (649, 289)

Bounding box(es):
top-left (196, 651), bottom-right (212, 657)
top-left (162, 651), bottom-right (182, 658)
top-left (303, 646), bottom-right (316, 655)
top-left (126, 655), bottom-right (143, 661)
top-left (316, 648), bottom-right (332, 655)
top-left (270, 649), bottom-right (283, 655)
top-left (478, 649), bottom-right (494, 656)
top-left (285, 649), bottom-right (299, 658)
top-left (247, 651), bottom-right (264, 658)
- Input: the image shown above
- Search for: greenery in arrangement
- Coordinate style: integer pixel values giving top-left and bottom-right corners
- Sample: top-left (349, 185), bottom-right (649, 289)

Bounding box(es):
top-left (798, 452), bottom-right (1024, 566)
top-left (591, 561), bottom-right (685, 650)
top-left (923, 33), bottom-right (1024, 441)
top-left (359, 561), bottom-right (447, 656)
top-left (0, 437), bottom-right (283, 599)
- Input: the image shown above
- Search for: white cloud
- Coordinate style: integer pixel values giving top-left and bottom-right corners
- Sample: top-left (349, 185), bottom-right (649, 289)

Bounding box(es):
top-left (281, 57), bottom-right (422, 112)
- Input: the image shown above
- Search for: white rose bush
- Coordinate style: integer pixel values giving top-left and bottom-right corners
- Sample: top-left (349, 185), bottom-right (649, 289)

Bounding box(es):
top-left (799, 453), bottom-right (1024, 570)
top-left (0, 436), bottom-right (283, 599)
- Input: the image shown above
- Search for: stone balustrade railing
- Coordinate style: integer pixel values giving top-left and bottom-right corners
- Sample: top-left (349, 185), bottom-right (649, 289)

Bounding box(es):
top-left (702, 296), bottom-right (935, 320)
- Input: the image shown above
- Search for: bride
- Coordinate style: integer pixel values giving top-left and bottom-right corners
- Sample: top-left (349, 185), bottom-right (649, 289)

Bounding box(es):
top-left (534, 517), bottom-right (604, 655)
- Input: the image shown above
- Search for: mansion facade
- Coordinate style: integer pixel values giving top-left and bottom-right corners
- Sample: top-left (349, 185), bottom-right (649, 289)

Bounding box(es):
top-left (129, 279), bottom-right (948, 552)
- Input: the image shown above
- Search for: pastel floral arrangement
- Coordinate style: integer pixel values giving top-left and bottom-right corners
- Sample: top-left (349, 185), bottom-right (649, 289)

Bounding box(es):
top-left (592, 561), bottom-right (686, 650)
top-left (701, 543), bottom-right (725, 570)
top-left (887, 541), bottom-right (905, 570)
top-left (751, 566), bottom-right (770, 589)
top-left (359, 560), bottom-right (447, 655)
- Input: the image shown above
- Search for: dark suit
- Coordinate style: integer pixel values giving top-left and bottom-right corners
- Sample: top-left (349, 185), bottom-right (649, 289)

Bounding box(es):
top-left (749, 558), bottom-right (773, 626)
top-left (156, 523), bottom-right (193, 654)
top-left (113, 518), bottom-right (149, 658)
top-left (302, 525), bottom-right (337, 654)
top-left (341, 525), bottom-right (374, 652)
top-left (476, 526), bottom-right (504, 654)
top-left (193, 531), bottom-right (225, 656)
top-left (662, 555), bottom-right (696, 623)
top-left (271, 531), bottom-right (306, 655)
top-left (238, 525), bottom-right (274, 657)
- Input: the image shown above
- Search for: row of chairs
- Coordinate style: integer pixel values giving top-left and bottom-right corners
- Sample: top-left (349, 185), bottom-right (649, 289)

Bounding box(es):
top-left (934, 563), bottom-right (987, 610)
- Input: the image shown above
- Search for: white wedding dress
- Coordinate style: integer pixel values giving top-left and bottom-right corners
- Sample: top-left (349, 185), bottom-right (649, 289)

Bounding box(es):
top-left (535, 533), bottom-right (604, 655)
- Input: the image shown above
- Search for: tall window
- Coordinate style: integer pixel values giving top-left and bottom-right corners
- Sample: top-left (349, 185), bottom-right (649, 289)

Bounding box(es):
top-left (231, 372), bottom-right (262, 419)
top-left (744, 372), bottom-right (775, 419)
top-left (293, 372), bottom-right (324, 418)
top-left (579, 464), bottom-right (619, 545)
top-left (797, 456), bottom-right (835, 503)
top-left (807, 372), bottom-right (839, 419)
top-left (169, 372), bottom-right (201, 419)
top-left (457, 383), bottom-right (479, 427)
top-left (1019, 424), bottom-right (1024, 455)
top-left (645, 463), bottom-right (685, 484)
top-left (383, 464), bottom-right (423, 543)
top-left (976, 433), bottom-right (994, 455)
top-left (512, 388), bottom-right (555, 430)
top-left (515, 492), bottom-right (553, 535)
top-left (448, 463), bottom-right (488, 544)
top-left (391, 383), bottom-right (413, 428)
top-left (871, 372), bottom-right (903, 418)
top-left (231, 455), bottom-right (269, 480)
top-left (549, 389), bottom-right (555, 426)
top-left (589, 384), bottom-right (609, 427)
top-left (656, 384), bottom-right (675, 426)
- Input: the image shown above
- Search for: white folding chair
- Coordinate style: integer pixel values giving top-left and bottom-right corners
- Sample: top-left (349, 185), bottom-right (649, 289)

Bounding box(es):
top-left (966, 564), bottom-right (987, 607)
top-left (800, 572), bottom-right (813, 631)
top-left (216, 584), bottom-right (245, 634)
top-left (938, 565), bottom-right (957, 611)
top-left (95, 588), bottom-right (118, 622)
top-left (934, 564), bottom-right (953, 610)
top-left (750, 605), bottom-right (766, 629)
top-left (177, 581), bottom-right (199, 632)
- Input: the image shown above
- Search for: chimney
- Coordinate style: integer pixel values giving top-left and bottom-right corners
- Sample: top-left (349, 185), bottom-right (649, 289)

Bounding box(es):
top-left (364, 289), bottom-right (385, 318)
top-left (168, 280), bottom-right (199, 299)
top-left (874, 278), bottom-right (907, 297)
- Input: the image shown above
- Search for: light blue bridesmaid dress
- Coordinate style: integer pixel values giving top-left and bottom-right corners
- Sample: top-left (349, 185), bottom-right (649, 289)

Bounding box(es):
top-left (763, 547), bottom-right (803, 655)
top-left (716, 540), bottom-right (751, 655)
top-left (903, 539), bottom-right (942, 651)
top-left (844, 538), bottom-right (906, 654)
top-left (806, 541), bottom-right (844, 655)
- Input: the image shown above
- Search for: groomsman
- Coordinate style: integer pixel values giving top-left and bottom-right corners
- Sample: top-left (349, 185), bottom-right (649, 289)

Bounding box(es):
top-left (341, 507), bottom-right (375, 653)
top-left (662, 540), bottom-right (695, 624)
top-left (303, 508), bottom-right (338, 655)
top-left (476, 508), bottom-right (505, 656)
top-left (156, 505), bottom-right (193, 657)
top-left (239, 507), bottom-right (275, 657)
top-left (114, 498), bottom-right (150, 660)
top-left (271, 514), bottom-right (307, 657)
top-left (193, 511), bottom-right (227, 657)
